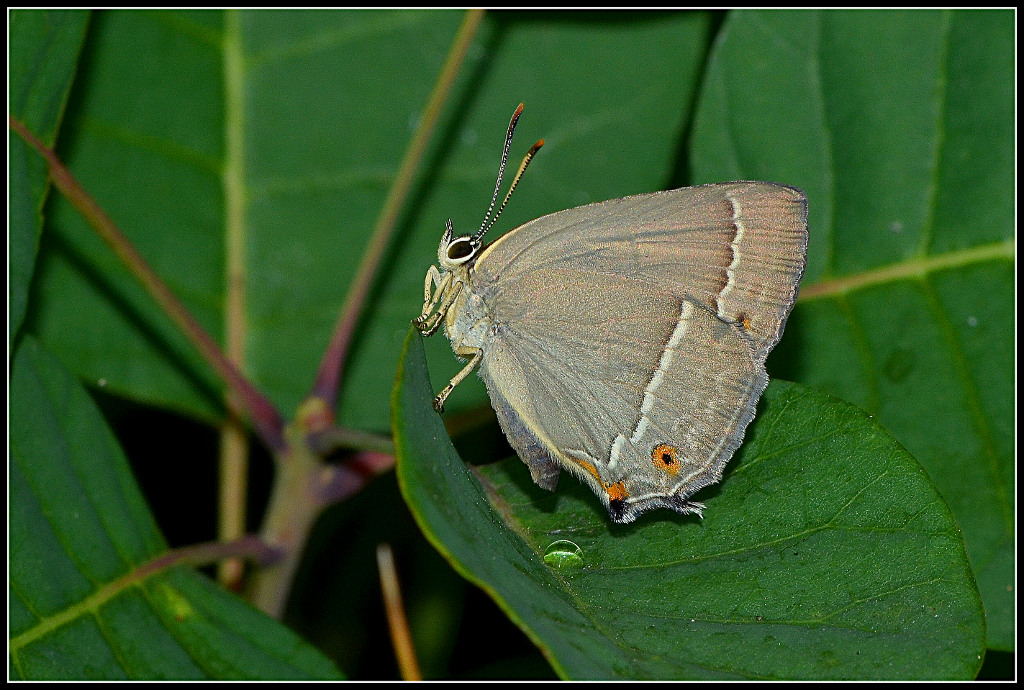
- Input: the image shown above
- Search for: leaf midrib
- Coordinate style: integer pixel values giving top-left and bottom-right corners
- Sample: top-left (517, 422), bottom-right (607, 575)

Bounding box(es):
top-left (798, 238), bottom-right (1014, 301)
top-left (223, 10), bottom-right (247, 372)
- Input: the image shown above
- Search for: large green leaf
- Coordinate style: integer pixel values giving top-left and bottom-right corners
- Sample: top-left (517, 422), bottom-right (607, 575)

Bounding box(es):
top-left (28, 9), bottom-right (712, 429)
top-left (690, 9), bottom-right (1013, 650)
top-left (393, 329), bottom-right (984, 679)
top-left (9, 336), bottom-right (343, 679)
top-left (9, 9), bottom-right (90, 344)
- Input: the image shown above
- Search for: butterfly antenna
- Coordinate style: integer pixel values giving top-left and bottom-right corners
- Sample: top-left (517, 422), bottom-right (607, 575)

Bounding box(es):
top-left (475, 104), bottom-right (543, 241)
top-left (483, 137), bottom-right (544, 238)
top-left (475, 104), bottom-right (522, 239)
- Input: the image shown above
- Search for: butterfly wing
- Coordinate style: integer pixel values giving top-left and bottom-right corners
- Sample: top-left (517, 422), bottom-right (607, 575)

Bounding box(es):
top-left (472, 182), bottom-right (807, 522)
top-left (477, 274), bottom-right (679, 491)
top-left (478, 182), bottom-right (807, 355)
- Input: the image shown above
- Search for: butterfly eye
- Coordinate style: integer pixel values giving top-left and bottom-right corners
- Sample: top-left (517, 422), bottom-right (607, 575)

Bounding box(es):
top-left (652, 444), bottom-right (680, 475)
top-left (446, 237), bottom-right (477, 263)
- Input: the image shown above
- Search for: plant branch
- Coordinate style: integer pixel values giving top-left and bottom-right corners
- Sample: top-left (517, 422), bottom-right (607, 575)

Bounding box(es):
top-left (9, 114), bottom-right (287, 452)
top-left (247, 11), bottom-right (485, 617)
top-left (135, 534), bottom-right (283, 581)
top-left (309, 8), bottom-right (486, 420)
top-left (217, 8), bottom-right (253, 587)
top-left (306, 426), bottom-right (396, 456)
top-left (377, 543), bottom-right (422, 680)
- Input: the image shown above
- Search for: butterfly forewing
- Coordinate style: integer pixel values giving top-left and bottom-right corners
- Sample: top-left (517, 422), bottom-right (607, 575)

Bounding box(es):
top-left (476, 182), bottom-right (807, 353)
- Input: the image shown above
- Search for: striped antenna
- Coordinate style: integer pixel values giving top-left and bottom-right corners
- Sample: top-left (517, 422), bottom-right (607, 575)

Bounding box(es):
top-left (481, 138), bottom-right (544, 239)
top-left (474, 104), bottom-right (543, 241)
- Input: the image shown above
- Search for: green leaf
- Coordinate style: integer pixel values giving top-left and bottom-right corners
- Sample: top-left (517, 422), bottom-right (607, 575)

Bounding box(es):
top-left (393, 329), bottom-right (984, 679)
top-left (690, 9), bottom-right (1013, 650)
top-left (9, 336), bottom-right (343, 679)
top-left (9, 9), bottom-right (90, 344)
top-left (28, 9), bottom-right (711, 428)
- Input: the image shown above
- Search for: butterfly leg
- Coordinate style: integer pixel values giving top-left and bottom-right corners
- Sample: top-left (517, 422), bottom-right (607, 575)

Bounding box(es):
top-left (433, 346), bottom-right (482, 412)
top-left (419, 279), bottom-right (464, 338)
top-left (414, 267), bottom-right (456, 336)
top-left (414, 266), bottom-right (444, 326)
top-left (424, 264), bottom-right (441, 300)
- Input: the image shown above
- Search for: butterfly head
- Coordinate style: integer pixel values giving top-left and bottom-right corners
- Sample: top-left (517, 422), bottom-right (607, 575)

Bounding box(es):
top-left (437, 218), bottom-right (482, 272)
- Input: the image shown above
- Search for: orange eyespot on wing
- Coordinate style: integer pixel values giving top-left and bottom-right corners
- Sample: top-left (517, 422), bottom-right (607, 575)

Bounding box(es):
top-left (605, 481), bottom-right (628, 502)
top-left (652, 443), bottom-right (680, 475)
top-left (605, 481), bottom-right (630, 522)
